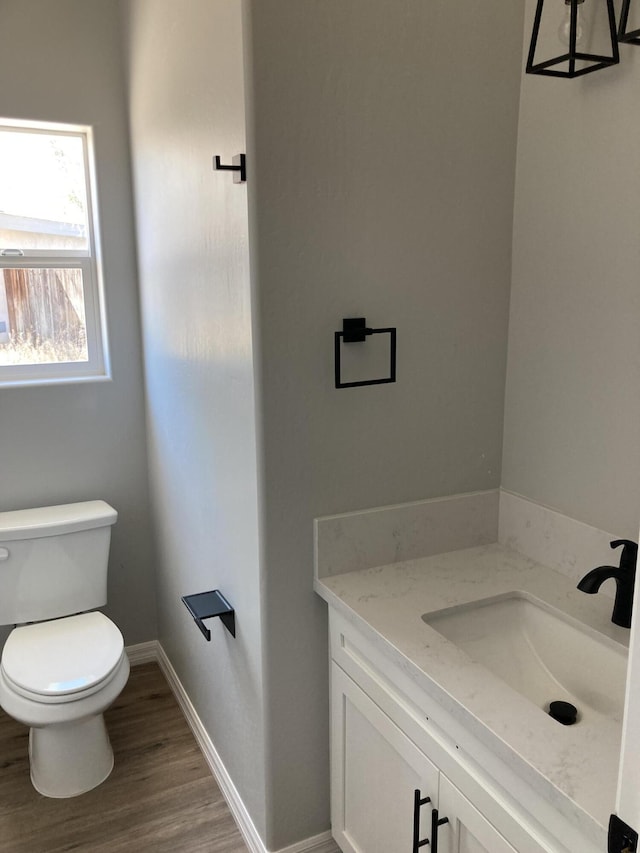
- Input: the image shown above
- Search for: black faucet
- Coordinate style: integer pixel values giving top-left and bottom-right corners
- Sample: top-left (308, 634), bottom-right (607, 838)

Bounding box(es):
top-left (577, 539), bottom-right (638, 628)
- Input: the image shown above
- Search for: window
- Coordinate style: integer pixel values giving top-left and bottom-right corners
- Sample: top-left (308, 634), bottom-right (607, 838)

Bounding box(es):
top-left (0, 119), bottom-right (110, 386)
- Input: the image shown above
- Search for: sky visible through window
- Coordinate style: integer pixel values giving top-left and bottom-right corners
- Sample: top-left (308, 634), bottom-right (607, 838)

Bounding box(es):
top-left (0, 129), bottom-right (88, 237)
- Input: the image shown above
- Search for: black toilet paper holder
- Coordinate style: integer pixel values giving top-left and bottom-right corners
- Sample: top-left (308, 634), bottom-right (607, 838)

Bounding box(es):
top-left (181, 590), bottom-right (236, 641)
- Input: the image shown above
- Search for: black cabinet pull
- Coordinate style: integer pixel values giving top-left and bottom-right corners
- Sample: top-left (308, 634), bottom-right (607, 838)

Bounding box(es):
top-left (412, 789), bottom-right (431, 852)
top-left (430, 808), bottom-right (449, 853)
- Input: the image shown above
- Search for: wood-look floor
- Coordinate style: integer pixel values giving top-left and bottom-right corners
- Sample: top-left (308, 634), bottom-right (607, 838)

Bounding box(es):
top-left (0, 663), bottom-right (249, 852)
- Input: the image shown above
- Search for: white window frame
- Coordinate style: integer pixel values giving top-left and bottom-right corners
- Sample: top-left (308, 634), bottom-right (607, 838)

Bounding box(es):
top-left (0, 118), bottom-right (110, 387)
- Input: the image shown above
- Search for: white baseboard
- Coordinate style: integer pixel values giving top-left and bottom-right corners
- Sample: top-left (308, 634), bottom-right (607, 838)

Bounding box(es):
top-left (124, 640), bottom-right (335, 853)
top-left (275, 831), bottom-right (336, 853)
top-left (156, 644), bottom-right (336, 853)
top-left (154, 642), bottom-right (267, 851)
top-left (125, 640), bottom-right (159, 666)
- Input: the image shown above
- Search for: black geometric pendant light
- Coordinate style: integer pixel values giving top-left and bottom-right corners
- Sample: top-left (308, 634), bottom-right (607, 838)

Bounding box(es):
top-left (526, 0), bottom-right (620, 76)
top-left (618, 0), bottom-right (640, 43)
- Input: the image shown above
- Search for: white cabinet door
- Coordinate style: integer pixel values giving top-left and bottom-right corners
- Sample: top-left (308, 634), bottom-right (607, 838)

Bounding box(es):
top-left (436, 775), bottom-right (517, 853)
top-left (331, 663), bottom-right (439, 853)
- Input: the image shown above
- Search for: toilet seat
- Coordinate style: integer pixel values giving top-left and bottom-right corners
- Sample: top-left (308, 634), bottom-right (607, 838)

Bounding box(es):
top-left (1, 612), bottom-right (124, 704)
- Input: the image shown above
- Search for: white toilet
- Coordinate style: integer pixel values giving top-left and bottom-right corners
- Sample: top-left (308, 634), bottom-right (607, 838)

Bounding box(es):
top-left (0, 500), bottom-right (130, 798)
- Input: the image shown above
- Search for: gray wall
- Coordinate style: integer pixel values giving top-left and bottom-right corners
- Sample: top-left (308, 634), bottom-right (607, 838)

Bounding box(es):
top-left (123, 0), bottom-right (267, 840)
top-left (0, 0), bottom-right (156, 645)
top-left (122, 0), bottom-right (526, 847)
top-left (246, 1), bottom-right (524, 846)
top-left (5, 3), bottom-right (637, 848)
top-left (502, 2), bottom-right (640, 537)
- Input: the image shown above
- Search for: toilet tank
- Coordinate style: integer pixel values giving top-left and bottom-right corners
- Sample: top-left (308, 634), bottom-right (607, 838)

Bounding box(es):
top-left (0, 501), bottom-right (117, 625)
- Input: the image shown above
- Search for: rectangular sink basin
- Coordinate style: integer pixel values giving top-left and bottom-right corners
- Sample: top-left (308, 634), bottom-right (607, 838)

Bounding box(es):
top-left (422, 592), bottom-right (627, 721)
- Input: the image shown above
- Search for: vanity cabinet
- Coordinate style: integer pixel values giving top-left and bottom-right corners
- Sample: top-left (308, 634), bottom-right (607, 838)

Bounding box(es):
top-left (329, 609), bottom-right (598, 853)
top-left (332, 663), bottom-right (520, 853)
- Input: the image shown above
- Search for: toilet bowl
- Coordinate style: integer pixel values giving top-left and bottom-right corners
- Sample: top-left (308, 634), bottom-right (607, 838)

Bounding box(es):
top-left (0, 501), bottom-right (128, 797)
top-left (0, 611), bottom-right (130, 797)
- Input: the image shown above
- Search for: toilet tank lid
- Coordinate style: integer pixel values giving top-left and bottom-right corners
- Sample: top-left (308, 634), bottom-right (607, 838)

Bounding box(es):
top-left (0, 501), bottom-right (117, 542)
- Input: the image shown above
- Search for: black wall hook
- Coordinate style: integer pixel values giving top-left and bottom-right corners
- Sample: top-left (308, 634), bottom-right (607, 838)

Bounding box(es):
top-left (214, 153), bottom-right (247, 183)
top-left (334, 317), bottom-right (397, 388)
top-left (182, 590), bottom-right (236, 641)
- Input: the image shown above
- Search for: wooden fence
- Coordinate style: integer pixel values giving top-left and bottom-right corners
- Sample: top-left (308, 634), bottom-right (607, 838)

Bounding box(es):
top-left (2, 267), bottom-right (85, 346)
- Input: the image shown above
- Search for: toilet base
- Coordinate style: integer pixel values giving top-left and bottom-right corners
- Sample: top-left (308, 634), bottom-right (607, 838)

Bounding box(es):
top-left (29, 713), bottom-right (114, 798)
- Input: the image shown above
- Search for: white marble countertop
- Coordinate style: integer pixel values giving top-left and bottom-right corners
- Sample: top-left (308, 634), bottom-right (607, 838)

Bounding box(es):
top-left (314, 543), bottom-right (630, 843)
